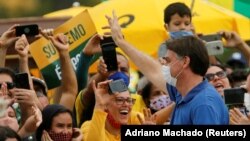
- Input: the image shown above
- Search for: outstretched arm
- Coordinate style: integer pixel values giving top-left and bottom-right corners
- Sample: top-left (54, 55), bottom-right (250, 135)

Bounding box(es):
top-left (76, 34), bottom-right (102, 92)
top-left (220, 30), bottom-right (250, 67)
top-left (105, 11), bottom-right (167, 93)
top-left (50, 34), bottom-right (78, 111)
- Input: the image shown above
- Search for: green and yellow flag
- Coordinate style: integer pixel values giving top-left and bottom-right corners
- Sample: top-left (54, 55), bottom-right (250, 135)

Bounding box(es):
top-left (30, 10), bottom-right (96, 89)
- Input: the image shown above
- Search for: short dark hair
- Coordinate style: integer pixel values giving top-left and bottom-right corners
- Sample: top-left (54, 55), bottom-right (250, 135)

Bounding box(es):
top-left (164, 2), bottom-right (192, 24)
top-left (0, 126), bottom-right (21, 141)
top-left (167, 36), bottom-right (209, 76)
top-left (0, 67), bottom-right (16, 82)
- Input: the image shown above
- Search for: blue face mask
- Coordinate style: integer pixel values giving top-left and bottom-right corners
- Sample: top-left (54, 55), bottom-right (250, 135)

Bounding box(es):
top-left (108, 72), bottom-right (130, 86)
top-left (169, 31), bottom-right (193, 40)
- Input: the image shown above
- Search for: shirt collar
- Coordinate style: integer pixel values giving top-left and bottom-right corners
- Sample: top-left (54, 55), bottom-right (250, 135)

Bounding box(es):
top-left (177, 78), bottom-right (208, 105)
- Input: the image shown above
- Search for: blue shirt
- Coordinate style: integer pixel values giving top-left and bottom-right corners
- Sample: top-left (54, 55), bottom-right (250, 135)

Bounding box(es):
top-left (167, 79), bottom-right (229, 125)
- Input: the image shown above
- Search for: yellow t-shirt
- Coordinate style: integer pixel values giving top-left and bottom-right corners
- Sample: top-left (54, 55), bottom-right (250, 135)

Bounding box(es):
top-left (131, 94), bottom-right (146, 113)
top-left (75, 91), bottom-right (146, 127)
top-left (81, 109), bottom-right (141, 141)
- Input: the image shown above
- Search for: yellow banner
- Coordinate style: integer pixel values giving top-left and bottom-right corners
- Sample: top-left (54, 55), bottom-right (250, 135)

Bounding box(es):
top-left (30, 10), bottom-right (96, 69)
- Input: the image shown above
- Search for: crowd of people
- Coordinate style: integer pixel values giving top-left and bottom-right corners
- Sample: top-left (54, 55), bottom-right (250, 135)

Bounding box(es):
top-left (0, 2), bottom-right (250, 141)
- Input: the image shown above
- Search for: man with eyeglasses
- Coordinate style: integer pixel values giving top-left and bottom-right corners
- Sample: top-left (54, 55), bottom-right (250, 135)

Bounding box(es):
top-left (105, 11), bottom-right (229, 125)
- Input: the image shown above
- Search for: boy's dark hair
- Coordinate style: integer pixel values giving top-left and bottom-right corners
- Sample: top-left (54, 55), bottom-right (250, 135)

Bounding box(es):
top-left (164, 2), bottom-right (192, 24)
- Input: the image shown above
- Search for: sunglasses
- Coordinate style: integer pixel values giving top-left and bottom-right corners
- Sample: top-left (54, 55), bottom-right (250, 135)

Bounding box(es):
top-left (0, 82), bottom-right (15, 89)
top-left (205, 71), bottom-right (227, 81)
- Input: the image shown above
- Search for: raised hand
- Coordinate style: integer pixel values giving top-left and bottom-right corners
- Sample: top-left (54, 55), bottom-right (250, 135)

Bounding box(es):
top-left (32, 106), bottom-right (42, 127)
top-left (0, 24), bottom-right (19, 49)
top-left (21, 106), bottom-right (42, 134)
top-left (49, 33), bottom-right (69, 53)
top-left (92, 80), bottom-right (112, 110)
top-left (15, 35), bottom-right (29, 58)
top-left (219, 30), bottom-right (243, 48)
top-left (104, 11), bottom-right (124, 46)
top-left (41, 28), bottom-right (54, 39)
top-left (137, 108), bottom-right (156, 125)
top-left (83, 34), bottom-right (102, 56)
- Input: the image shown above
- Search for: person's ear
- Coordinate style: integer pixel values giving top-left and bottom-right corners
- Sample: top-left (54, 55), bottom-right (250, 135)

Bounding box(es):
top-left (183, 56), bottom-right (190, 68)
top-left (164, 24), bottom-right (169, 31)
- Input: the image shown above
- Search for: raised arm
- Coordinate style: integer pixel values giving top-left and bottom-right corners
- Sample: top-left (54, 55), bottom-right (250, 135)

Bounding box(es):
top-left (15, 35), bottom-right (34, 89)
top-left (76, 34), bottom-right (102, 92)
top-left (105, 11), bottom-right (167, 93)
top-left (82, 80), bottom-right (111, 141)
top-left (220, 30), bottom-right (250, 67)
top-left (0, 25), bottom-right (19, 67)
top-left (49, 34), bottom-right (77, 111)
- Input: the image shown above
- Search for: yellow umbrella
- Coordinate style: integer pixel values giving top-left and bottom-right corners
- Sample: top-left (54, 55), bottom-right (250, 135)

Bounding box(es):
top-left (190, 0), bottom-right (250, 40)
top-left (45, 0), bottom-right (250, 51)
top-left (44, 0), bottom-right (250, 71)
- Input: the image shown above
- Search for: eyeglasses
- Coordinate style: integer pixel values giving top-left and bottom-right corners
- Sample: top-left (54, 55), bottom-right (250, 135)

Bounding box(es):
top-left (0, 82), bottom-right (15, 89)
top-left (114, 97), bottom-right (136, 106)
top-left (205, 71), bottom-right (227, 81)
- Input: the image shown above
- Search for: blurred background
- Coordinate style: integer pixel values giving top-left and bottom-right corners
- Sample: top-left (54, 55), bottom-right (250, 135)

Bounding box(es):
top-left (0, 0), bottom-right (249, 18)
top-left (0, 0), bottom-right (105, 18)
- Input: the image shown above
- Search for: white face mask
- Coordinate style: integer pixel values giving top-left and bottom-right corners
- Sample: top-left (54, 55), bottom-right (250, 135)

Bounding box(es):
top-left (162, 60), bottom-right (183, 87)
top-left (162, 65), bottom-right (177, 86)
top-left (150, 95), bottom-right (172, 111)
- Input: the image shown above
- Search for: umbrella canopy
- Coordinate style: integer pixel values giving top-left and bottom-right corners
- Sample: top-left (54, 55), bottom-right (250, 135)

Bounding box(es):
top-left (44, 0), bottom-right (250, 70)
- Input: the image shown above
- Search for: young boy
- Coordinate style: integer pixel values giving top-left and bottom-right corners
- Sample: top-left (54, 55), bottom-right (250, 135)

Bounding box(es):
top-left (158, 2), bottom-right (193, 58)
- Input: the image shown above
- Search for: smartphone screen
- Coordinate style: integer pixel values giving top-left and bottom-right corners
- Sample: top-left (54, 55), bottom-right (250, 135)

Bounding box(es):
top-left (199, 34), bottom-right (222, 42)
top-left (100, 36), bottom-right (117, 48)
top-left (224, 87), bottom-right (246, 106)
top-left (108, 79), bottom-right (128, 94)
top-left (15, 73), bottom-right (30, 89)
top-left (100, 37), bottom-right (118, 72)
top-left (200, 34), bottom-right (223, 56)
top-left (101, 46), bottom-right (118, 72)
top-left (15, 24), bottom-right (39, 37)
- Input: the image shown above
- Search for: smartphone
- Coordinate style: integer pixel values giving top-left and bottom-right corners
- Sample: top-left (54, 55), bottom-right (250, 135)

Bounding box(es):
top-left (200, 34), bottom-right (224, 56)
top-left (224, 87), bottom-right (246, 106)
top-left (15, 72), bottom-right (30, 89)
top-left (100, 37), bottom-right (118, 72)
top-left (15, 24), bottom-right (39, 37)
top-left (108, 79), bottom-right (128, 94)
top-left (200, 34), bottom-right (222, 42)
top-left (100, 36), bottom-right (117, 48)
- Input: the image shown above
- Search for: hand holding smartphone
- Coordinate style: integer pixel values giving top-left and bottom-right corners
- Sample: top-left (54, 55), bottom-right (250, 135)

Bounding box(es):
top-left (223, 87), bottom-right (249, 115)
top-left (224, 87), bottom-right (246, 106)
top-left (108, 79), bottom-right (128, 94)
top-left (15, 72), bottom-right (30, 89)
top-left (100, 36), bottom-right (118, 72)
top-left (15, 24), bottom-right (39, 37)
top-left (199, 34), bottom-right (224, 56)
